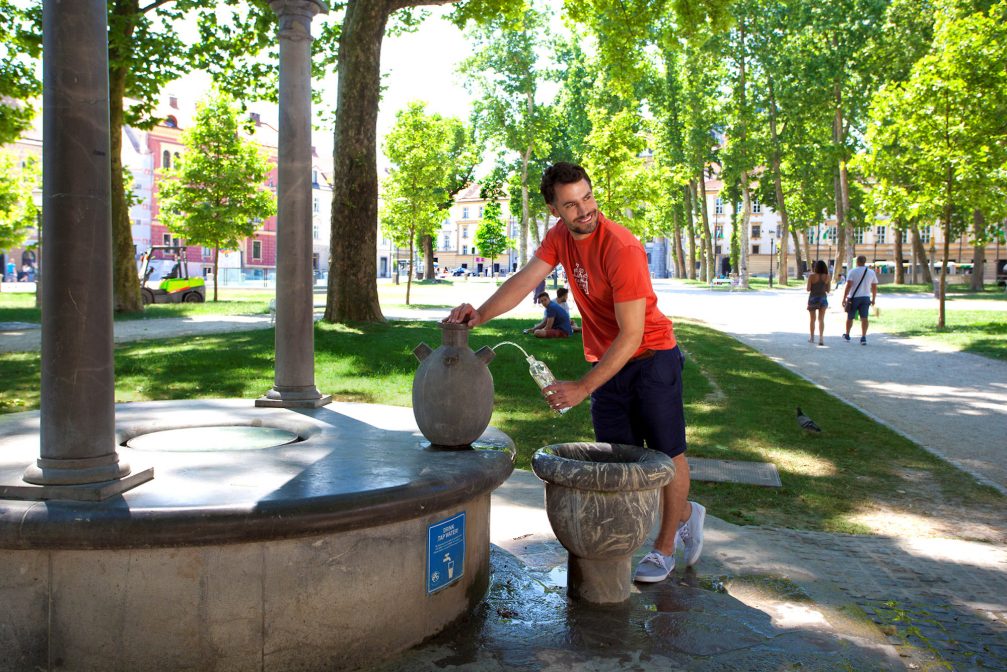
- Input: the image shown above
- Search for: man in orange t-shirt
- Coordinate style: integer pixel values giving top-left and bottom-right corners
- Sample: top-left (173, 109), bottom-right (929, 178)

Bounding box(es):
top-left (446, 162), bottom-right (704, 584)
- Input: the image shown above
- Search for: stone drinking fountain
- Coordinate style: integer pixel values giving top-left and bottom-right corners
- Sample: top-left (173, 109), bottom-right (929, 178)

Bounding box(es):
top-left (532, 442), bottom-right (675, 604)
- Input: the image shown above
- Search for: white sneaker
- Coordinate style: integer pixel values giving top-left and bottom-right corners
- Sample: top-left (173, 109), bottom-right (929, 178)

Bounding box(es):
top-left (677, 502), bottom-right (706, 567)
top-left (634, 550), bottom-right (673, 583)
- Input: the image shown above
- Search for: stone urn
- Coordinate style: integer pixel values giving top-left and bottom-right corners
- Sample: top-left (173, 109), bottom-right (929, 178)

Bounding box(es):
top-left (531, 442), bottom-right (675, 604)
top-left (413, 323), bottom-right (495, 448)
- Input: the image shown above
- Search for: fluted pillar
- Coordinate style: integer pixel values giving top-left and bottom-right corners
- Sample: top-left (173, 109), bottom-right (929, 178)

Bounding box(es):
top-left (15, 0), bottom-right (153, 498)
top-left (258, 0), bottom-right (331, 409)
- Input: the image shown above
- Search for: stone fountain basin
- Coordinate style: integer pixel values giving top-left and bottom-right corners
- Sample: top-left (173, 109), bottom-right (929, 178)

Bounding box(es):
top-left (0, 399), bottom-right (514, 671)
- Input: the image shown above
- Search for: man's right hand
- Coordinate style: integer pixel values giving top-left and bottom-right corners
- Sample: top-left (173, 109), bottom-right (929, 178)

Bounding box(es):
top-left (444, 303), bottom-right (483, 327)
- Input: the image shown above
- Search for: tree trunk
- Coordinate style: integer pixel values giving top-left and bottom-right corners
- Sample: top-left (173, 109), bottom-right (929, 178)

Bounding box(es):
top-left (422, 234), bottom-right (434, 281)
top-left (108, 5), bottom-right (143, 313)
top-left (909, 221), bottom-right (932, 284)
top-left (791, 228), bottom-right (804, 280)
top-left (530, 214), bottom-right (542, 247)
top-left (325, 0), bottom-right (393, 323)
top-left (673, 207), bottom-right (687, 279)
top-left (698, 173), bottom-right (714, 283)
top-left (739, 173), bottom-right (752, 289)
top-left (767, 76), bottom-right (790, 285)
top-left (893, 219), bottom-right (905, 284)
top-left (833, 73), bottom-right (854, 284)
top-left (832, 172), bottom-right (847, 283)
top-left (213, 245), bottom-right (220, 301)
top-left (970, 209), bottom-right (985, 291)
top-left (406, 233), bottom-right (414, 305)
top-left (938, 162), bottom-right (954, 328)
top-left (684, 184), bottom-right (697, 279)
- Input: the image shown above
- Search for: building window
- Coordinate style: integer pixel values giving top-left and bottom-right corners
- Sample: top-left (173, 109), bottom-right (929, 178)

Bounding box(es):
top-left (162, 150), bottom-right (171, 169)
top-left (751, 225), bottom-right (761, 239)
top-left (313, 198), bottom-right (319, 214)
top-left (312, 170), bottom-right (319, 185)
top-left (875, 226), bottom-right (887, 244)
top-left (854, 229), bottom-right (865, 244)
top-left (462, 207), bottom-right (469, 219)
top-left (202, 247), bottom-right (212, 258)
top-left (902, 228), bottom-right (909, 243)
top-left (462, 245), bottom-right (468, 255)
top-left (252, 240), bottom-right (262, 260)
top-left (828, 226), bottom-right (838, 241)
top-left (715, 197), bottom-right (724, 215)
top-left (478, 206), bottom-right (484, 218)
top-left (714, 226), bottom-right (723, 240)
top-left (313, 223), bottom-right (319, 240)
top-left (752, 198), bottom-right (761, 214)
top-left (442, 235), bottom-right (451, 250)
top-left (462, 227), bottom-right (468, 239)
top-left (752, 245), bottom-right (760, 255)
top-left (162, 233), bottom-right (171, 245)
top-left (920, 226), bottom-right (931, 244)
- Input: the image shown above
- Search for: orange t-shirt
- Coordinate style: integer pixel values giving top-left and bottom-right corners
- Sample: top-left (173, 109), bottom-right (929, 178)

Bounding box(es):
top-left (535, 213), bottom-right (676, 362)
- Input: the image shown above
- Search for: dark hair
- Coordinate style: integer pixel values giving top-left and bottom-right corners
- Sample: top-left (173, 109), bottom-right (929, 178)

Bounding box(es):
top-left (556, 287), bottom-right (568, 298)
top-left (540, 162), bottom-right (592, 205)
top-left (537, 292), bottom-right (550, 301)
top-left (814, 260), bottom-right (828, 275)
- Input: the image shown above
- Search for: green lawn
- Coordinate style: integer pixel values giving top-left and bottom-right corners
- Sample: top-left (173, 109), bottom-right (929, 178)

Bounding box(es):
top-left (878, 281), bottom-right (1007, 300)
top-left (0, 288), bottom-right (274, 323)
top-left (1, 317), bottom-right (998, 536)
top-left (875, 308), bottom-right (1007, 361)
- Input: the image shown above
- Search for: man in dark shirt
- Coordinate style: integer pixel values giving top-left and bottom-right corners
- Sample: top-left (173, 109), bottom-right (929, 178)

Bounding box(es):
top-left (523, 291), bottom-right (573, 338)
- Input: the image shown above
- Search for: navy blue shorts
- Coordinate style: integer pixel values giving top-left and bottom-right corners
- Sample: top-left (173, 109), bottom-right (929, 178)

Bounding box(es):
top-left (847, 296), bottom-right (871, 319)
top-left (808, 295), bottom-right (828, 311)
top-left (590, 346), bottom-right (687, 458)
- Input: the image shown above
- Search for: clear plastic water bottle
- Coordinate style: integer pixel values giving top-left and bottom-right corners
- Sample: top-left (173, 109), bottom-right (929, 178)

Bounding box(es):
top-left (526, 355), bottom-right (570, 414)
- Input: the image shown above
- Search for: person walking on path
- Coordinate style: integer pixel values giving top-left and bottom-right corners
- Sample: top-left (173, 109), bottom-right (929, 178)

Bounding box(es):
top-left (842, 255), bottom-right (879, 345)
top-left (523, 291), bottom-right (573, 338)
top-left (446, 162), bottom-right (703, 584)
top-left (806, 260), bottom-right (830, 346)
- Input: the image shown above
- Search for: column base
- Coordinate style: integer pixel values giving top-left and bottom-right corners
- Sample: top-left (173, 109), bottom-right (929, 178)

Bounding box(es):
top-left (256, 385), bottom-right (332, 409)
top-left (1, 466), bottom-right (154, 502)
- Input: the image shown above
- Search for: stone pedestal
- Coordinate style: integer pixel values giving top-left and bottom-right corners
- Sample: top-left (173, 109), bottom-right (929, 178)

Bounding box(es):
top-left (0, 400), bottom-right (514, 671)
top-left (531, 442), bottom-right (675, 604)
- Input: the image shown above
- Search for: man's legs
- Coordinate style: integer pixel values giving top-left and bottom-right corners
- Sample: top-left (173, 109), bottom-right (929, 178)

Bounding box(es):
top-left (860, 316), bottom-right (869, 337)
top-left (653, 454), bottom-right (690, 555)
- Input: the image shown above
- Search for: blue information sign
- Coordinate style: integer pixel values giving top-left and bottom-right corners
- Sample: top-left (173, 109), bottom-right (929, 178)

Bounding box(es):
top-left (427, 512), bottom-right (465, 594)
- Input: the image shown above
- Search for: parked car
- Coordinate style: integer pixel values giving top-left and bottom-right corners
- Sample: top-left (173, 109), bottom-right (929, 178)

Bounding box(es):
top-left (451, 268), bottom-right (470, 277)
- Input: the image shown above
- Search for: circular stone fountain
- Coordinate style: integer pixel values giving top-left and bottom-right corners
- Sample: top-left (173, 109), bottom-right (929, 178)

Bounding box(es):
top-left (0, 399), bottom-right (514, 671)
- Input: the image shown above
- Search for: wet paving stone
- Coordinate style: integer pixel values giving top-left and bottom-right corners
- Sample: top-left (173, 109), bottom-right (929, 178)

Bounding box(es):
top-left (374, 547), bottom-right (905, 672)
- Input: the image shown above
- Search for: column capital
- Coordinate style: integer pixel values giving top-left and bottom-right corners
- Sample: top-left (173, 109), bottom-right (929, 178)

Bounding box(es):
top-left (271, 0), bottom-right (326, 41)
top-left (270, 0), bottom-right (327, 20)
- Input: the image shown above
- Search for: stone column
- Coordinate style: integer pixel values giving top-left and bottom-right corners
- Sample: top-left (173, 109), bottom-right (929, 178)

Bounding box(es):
top-left (258, 0), bottom-right (331, 409)
top-left (18, 1), bottom-right (152, 497)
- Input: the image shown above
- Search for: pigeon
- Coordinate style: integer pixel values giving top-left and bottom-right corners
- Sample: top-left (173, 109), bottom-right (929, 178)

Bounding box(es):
top-left (796, 407), bottom-right (822, 433)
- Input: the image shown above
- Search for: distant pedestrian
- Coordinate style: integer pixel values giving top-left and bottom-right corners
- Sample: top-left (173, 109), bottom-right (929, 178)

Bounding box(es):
top-left (842, 255), bottom-right (878, 345)
top-left (806, 260), bottom-right (829, 346)
top-left (532, 278), bottom-right (546, 304)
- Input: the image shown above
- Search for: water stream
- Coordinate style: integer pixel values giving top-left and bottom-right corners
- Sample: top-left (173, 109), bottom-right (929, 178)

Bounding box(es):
top-left (492, 341), bottom-right (531, 358)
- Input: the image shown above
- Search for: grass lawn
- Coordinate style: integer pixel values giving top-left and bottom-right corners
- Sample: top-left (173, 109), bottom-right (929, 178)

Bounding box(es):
top-left (878, 281), bottom-right (1007, 300)
top-left (680, 276), bottom-right (802, 291)
top-left (1, 317), bottom-right (999, 536)
top-left (0, 288), bottom-right (274, 323)
top-left (875, 308), bottom-right (1007, 361)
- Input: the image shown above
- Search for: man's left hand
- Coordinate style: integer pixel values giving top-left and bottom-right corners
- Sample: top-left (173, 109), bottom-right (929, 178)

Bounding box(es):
top-left (543, 380), bottom-right (590, 411)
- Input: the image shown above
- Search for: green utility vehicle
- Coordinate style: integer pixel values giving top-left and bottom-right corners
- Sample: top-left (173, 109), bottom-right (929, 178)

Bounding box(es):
top-left (138, 245), bottom-right (206, 305)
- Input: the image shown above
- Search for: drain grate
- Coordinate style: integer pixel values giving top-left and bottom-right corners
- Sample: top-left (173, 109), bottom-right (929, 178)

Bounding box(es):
top-left (688, 457), bottom-right (782, 487)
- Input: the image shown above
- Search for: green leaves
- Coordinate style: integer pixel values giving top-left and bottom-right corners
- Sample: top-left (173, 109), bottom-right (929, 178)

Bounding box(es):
top-left (0, 150), bottom-right (39, 252)
top-left (157, 91), bottom-right (276, 255)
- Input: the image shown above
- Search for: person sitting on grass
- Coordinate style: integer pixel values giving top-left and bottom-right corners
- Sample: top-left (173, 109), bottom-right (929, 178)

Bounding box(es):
top-left (555, 286), bottom-right (581, 333)
top-left (523, 291), bottom-right (573, 338)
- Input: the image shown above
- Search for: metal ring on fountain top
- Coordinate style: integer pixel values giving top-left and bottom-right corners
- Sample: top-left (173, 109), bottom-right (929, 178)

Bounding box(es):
top-left (532, 442), bottom-right (675, 493)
